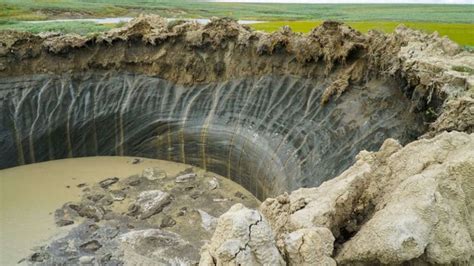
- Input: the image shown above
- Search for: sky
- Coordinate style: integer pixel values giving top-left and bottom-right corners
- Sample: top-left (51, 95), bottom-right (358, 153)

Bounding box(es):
top-left (210, 0), bottom-right (473, 3)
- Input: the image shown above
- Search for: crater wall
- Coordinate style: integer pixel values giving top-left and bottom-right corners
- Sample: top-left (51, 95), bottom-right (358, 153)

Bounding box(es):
top-left (0, 72), bottom-right (423, 199)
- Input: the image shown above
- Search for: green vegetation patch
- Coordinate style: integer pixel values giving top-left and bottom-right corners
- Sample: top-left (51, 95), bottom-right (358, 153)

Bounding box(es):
top-left (0, 1), bottom-right (473, 23)
top-left (251, 21), bottom-right (474, 47)
top-left (0, 21), bottom-right (120, 35)
top-left (452, 65), bottom-right (474, 75)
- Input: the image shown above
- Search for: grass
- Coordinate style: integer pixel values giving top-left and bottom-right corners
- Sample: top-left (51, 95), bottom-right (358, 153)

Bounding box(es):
top-left (251, 21), bottom-right (474, 47)
top-left (0, 20), bottom-right (120, 35)
top-left (0, 1), bottom-right (473, 23)
top-left (0, 1), bottom-right (472, 47)
top-left (452, 65), bottom-right (474, 75)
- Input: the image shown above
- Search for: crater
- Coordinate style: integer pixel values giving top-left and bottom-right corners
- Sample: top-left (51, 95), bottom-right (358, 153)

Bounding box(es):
top-left (0, 71), bottom-right (424, 199)
top-left (0, 17), bottom-right (432, 200)
top-left (1, 14), bottom-right (472, 266)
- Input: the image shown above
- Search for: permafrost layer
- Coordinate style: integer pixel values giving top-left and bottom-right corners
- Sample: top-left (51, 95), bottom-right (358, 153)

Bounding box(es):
top-left (1, 15), bottom-right (473, 265)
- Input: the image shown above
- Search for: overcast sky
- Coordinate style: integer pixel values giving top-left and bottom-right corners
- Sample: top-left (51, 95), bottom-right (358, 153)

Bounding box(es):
top-left (211, 0), bottom-right (473, 3)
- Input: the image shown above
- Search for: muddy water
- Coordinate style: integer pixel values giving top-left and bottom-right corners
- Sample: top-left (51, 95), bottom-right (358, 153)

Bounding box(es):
top-left (0, 156), bottom-right (245, 265)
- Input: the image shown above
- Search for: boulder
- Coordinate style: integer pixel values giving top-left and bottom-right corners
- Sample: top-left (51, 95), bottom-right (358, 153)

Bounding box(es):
top-left (199, 203), bottom-right (284, 265)
top-left (129, 190), bottom-right (171, 219)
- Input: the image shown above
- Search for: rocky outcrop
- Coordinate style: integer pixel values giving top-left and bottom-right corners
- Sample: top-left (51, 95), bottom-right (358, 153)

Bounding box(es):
top-left (205, 131), bottom-right (473, 265)
top-left (199, 203), bottom-right (284, 265)
top-left (283, 227), bottom-right (336, 265)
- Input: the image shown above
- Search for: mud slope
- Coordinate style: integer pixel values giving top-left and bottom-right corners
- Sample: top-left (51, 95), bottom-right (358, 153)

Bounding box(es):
top-left (1, 16), bottom-right (473, 199)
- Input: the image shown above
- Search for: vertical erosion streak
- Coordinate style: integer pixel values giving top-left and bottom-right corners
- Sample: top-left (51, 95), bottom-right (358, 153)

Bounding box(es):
top-left (28, 80), bottom-right (50, 163)
top-left (250, 78), bottom-right (304, 194)
top-left (226, 80), bottom-right (258, 182)
top-left (236, 77), bottom-right (274, 198)
top-left (47, 81), bottom-right (66, 161)
top-left (165, 84), bottom-right (180, 161)
top-left (118, 77), bottom-right (136, 156)
top-left (12, 86), bottom-right (37, 165)
top-left (90, 79), bottom-right (103, 156)
top-left (200, 84), bottom-right (223, 171)
top-left (66, 82), bottom-right (77, 158)
top-left (114, 78), bottom-right (128, 156)
top-left (258, 81), bottom-right (321, 186)
top-left (180, 88), bottom-right (204, 164)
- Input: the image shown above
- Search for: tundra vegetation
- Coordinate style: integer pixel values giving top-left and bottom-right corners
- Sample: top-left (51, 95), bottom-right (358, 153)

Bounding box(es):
top-left (0, 0), bottom-right (473, 47)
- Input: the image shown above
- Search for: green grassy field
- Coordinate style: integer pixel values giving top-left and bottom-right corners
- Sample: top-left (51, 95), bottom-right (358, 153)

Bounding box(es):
top-left (0, 1), bottom-right (472, 47)
top-left (0, 21), bottom-right (121, 35)
top-left (1, 1), bottom-right (473, 23)
top-left (251, 21), bottom-right (474, 47)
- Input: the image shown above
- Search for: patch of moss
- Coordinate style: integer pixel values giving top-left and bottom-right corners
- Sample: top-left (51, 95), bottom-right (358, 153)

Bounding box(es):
top-left (452, 65), bottom-right (474, 75)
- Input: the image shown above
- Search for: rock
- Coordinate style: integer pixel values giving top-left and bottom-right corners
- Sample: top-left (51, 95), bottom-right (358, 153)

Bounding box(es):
top-left (129, 158), bottom-right (143, 164)
top-left (190, 191), bottom-right (201, 199)
top-left (177, 206), bottom-right (188, 216)
top-left (142, 167), bottom-right (167, 180)
top-left (234, 191), bottom-right (246, 199)
top-left (102, 226), bottom-right (120, 239)
top-left (87, 223), bottom-right (99, 233)
top-left (77, 204), bottom-right (105, 222)
top-left (129, 190), bottom-right (172, 219)
top-left (77, 183), bottom-right (87, 188)
top-left (29, 251), bottom-right (50, 262)
top-left (160, 216), bottom-right (176, 228)
top-left (110, 190), bottom-right (126, 201)
top-left (56, 219), bottom-right (74, 227)
top-left (99, 177), bottom-right (119, 189)
top-left (54, 204), bottom-right (78, 226)
top-left (86, 193), bottom-right (104, 202)
top-left (208, 177), bottom-right (219, 190)
top-left (79, 240), bottom-right (102, 252)
top-left (284, 228), bottom-right (336, 265)
top-left (197, 209), bottom-right (217, 232)
top-left (99, 197), bottom-right (114, 206)
top-left (79, 255), bottom-right (95, 264)
top-left (175, 173), bottom-right (196, 183)
top-left (99, 253), bottom-right (112, 264)
top-left (258, 131), bottom-right (474, 265)
top-left (119, 229), bottom-right (197, 265)
top-left (213, 198), bottom-right (230, 202)
top-left (199, 203), bottom-right (284, 265)
top-left (127, 175), bottom-right (141, 186)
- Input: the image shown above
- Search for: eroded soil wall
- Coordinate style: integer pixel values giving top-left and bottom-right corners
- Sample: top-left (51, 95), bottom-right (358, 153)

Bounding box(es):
top-left (0, 72), bottom-right (424, 199)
